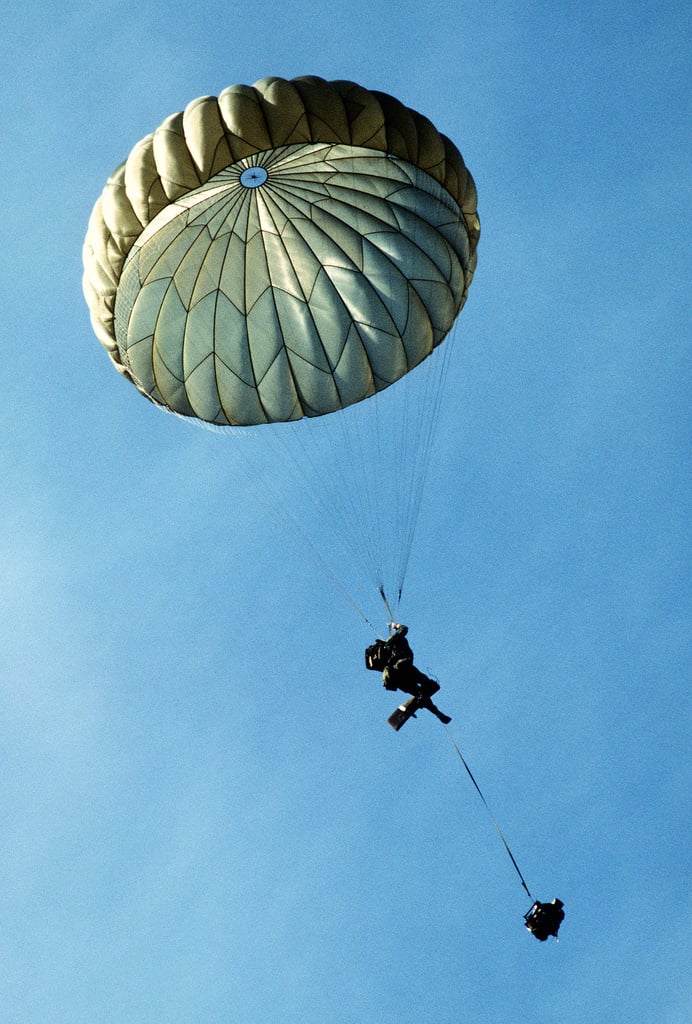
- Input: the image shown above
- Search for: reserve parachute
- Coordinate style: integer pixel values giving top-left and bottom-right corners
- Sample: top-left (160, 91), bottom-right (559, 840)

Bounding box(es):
top-left (82, 76), bottom-right (480, 613)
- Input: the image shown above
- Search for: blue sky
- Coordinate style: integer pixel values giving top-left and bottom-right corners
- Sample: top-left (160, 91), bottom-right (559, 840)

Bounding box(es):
top-left (2, 2), bottom-right (690, 1022)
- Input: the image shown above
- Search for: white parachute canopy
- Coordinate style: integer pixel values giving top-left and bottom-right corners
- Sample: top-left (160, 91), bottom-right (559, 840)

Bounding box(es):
top-left (83, 76), bottom-right (479, 614)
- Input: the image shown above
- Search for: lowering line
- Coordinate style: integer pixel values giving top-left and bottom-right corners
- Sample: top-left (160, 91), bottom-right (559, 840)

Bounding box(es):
top-left (443, 726), bottom-right (534, 903)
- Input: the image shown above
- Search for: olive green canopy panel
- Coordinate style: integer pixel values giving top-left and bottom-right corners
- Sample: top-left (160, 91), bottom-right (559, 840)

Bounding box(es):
top-left (83, 76), bottom-right (480, 426)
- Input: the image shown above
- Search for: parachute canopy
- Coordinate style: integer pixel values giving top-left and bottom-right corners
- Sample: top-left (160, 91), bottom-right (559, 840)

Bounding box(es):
top-left (83, 76), bottom-right (479, 426)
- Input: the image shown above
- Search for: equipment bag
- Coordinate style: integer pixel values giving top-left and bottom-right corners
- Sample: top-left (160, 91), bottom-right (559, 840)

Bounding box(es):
top-left (365, 640), bottom-right (388, 671)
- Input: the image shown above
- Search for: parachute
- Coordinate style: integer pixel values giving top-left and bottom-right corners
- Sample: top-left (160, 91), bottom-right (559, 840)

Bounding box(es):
top-left (83, 76), bottom-right (480, 614)
top-left (83, 83), bottom-right (565, 934)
